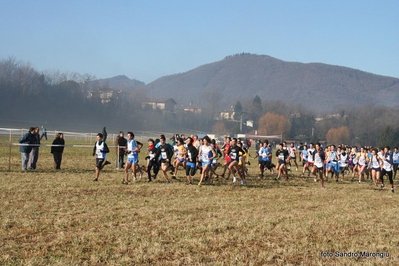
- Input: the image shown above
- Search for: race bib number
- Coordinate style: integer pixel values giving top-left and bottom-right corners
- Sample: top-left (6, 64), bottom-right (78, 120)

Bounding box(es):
top-left (161, 152), bottom-right (167, 159)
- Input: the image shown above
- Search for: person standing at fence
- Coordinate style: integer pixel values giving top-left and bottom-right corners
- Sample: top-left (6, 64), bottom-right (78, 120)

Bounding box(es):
top-left (28, 126), bottom-right (40, 170)
top-left (92, 133), bottom-right (110, 181)
top-left (40, 126), bottom-right (47, 140)
top-left (115, 131), bottom-right (127, 169)
top-left (51, 133), bottom-right (65, 170)
top-left (19, 127), bottom-right (35, 171)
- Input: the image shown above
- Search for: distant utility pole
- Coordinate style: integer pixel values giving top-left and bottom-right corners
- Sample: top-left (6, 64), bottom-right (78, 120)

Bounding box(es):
top-left (240, 114), bottom-right (243, 133)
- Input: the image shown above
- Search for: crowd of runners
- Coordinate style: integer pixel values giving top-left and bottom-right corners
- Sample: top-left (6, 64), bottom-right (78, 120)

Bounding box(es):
top-left (109, 133), bottom-right (251, 186)
top-left (18, 128), bottom-right (397, 192)
top-left (93, 132), bottom-right (399, 192)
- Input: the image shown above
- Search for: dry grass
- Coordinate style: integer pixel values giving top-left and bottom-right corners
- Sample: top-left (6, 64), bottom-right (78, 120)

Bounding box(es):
top-left (1, 140), bottom-right (398, 265)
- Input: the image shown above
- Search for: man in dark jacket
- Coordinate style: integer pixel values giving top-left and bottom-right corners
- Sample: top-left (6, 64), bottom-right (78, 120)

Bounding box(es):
top-left (102, 127), bottom-right (107, 142)
top-left (115, 131), bottom-right (127, 169)
top-left (19, 127), bottom-right (35, 171)
top-left (29, 126), bottom-right (40, 169)
top-left (51, 133), bottom-right (65, 170)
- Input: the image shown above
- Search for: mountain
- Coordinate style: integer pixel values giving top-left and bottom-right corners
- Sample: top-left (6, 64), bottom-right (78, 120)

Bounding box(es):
top-left (92, 75), bottom-right (145, 92)
top-left (144, 54), bottom-right (399, 112)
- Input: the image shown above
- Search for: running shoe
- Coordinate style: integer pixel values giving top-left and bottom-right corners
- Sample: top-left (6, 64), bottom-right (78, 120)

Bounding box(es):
top-left (391, 187), bottom-right (395, 193)
top-left (241, 179), bottom-right (246, 185)
top-left (93, 178), bottom-right (98, 182)
top-left (198, 182), bottom-right (202, 187)
top-left (233, 176), bottom-right (237, 183)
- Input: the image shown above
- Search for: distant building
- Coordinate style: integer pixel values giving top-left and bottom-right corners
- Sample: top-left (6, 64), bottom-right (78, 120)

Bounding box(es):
top-left (142, 98), bottom-right (177, 112)
top-left (87, 89), bottom-right (127, 104)
top-left (218, 110), bottom-right (235, 120)
top-left (182, 104), bottom-right (202, 114)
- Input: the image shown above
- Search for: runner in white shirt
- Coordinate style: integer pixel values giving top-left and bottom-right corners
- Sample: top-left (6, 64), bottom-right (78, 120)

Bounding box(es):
top-left (92, 133), bottom-right (110, 181)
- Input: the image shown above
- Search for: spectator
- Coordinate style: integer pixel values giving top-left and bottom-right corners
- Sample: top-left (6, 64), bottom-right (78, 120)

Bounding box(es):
top-left (102, 127), bottom-right (108, 142)
top-left (28, 126), bottom-right (40, 169)
top-left (51, 133), bottom-right (65, 170)
top-left (40, 126), bottom-right (47, 140)
top-left (19, 127), bottom-right (35, 171)
top-left (115, 131), bottom-right (127, 169)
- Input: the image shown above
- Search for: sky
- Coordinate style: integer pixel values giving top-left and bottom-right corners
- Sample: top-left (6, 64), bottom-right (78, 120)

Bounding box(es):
top-left (1, 0), bottom-right (398, 83)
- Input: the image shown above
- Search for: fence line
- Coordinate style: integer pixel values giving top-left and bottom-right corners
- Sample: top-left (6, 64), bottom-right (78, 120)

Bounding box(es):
top-left (5, 142), bottom-right (133, 172)
top-left (0, 127), bottom-right (193, 143)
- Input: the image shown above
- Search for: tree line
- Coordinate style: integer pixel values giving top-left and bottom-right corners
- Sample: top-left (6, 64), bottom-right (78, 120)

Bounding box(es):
top-left (1, 57), bottom-right (398, 147)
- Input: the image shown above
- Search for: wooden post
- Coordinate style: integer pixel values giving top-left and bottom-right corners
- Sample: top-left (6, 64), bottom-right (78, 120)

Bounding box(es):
top-left (8, 142), bottom-right (12, 171)
top-left (117, 145), bottom-right (119, 169)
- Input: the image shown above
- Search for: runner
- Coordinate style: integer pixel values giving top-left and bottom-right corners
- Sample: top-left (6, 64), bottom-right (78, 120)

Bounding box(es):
top-left (146, 139), bottom-right (159, 182)
top-left (92, 133), bottom-right (110, 181)
top-left (369, 148), bottom-right (382, 188)
top-left (220, 136), bottom-right (232, 180)
top-left (209, 139), bottom-right (223, 180)
top-left (257, 140), bottom-right (272, 179)
top-left (357, 147), bottom-right (368, 183)
top-left (312, 143), bottom-right (326, 188)
top-left (338, 146), bottom-right (349, 181)
top-left (228, 138), bottom-right (246, 185)
top-left (381, 146), bottom-right (394, 192)
top-left (350, 146), bottom-right (359, 182)
top-left (155, 135), bottom-right (174, 184)
top-left (185, 137), bottom-right (198, 185)
top-left (303, 143), bottom-right (316, 180)
top-left (275, 143), bottom-right (289, 181)
top-left (172, 138), bottom-right (186, 179)
top-left (123, 132), bottom-right (143, 184)
top-left (326, 145), bottom-right (339, 181)
top-left (288, 142), bottom-right (299, 171)
top-left (197, 136), bottom-right (216, 186)
top-left (393, 147), bottom-right (399, 179)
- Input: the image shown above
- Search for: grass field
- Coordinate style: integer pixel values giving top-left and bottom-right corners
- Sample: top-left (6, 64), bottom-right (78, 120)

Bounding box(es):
top-left (1, 139), bottom-right (398, 265)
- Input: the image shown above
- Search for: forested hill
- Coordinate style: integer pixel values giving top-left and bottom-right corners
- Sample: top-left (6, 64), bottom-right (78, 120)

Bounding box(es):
top-left (89, 75), bottom-right (145, 92)
top-left (145, 53), bottom-right (399, 112)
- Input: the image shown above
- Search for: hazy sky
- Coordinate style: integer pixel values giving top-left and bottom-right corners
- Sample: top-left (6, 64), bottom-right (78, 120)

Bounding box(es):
top-left (1, 0), bottom-right (398, 83)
